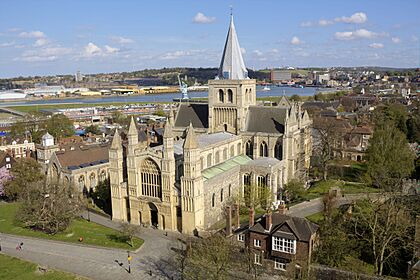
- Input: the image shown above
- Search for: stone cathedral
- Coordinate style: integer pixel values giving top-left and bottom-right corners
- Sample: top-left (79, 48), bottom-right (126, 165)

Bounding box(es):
top-left (110, 15), bottom-right (312, 235)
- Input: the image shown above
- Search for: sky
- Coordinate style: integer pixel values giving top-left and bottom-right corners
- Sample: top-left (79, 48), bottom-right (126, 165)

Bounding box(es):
top-left (0, 0), bottom-right (419, 78)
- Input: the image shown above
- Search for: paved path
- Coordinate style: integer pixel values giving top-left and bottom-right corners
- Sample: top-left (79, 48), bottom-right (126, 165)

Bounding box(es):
top-left (288, 192), bottom-right (381, 218)
top-left (1, 212), bottom-right (181, 280)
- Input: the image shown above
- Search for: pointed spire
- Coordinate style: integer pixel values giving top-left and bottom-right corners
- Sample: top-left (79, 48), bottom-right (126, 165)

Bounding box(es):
top-left (168, 108), bottom-right (174, 125)
top-left (164, 121), bottom-right (173, 138)
top-left (183, 123), bottom-right (198, 149)
top-left (128, 116), bottom-right (137, 136)
top-left (111, 129), bottom-right (121, 149)
top-left (218, 14), bottom-right (248, 80)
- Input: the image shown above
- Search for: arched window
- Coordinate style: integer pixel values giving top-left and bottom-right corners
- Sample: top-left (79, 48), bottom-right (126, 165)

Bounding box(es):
top-left (223, 148), bottom-right (228, 160)
top-left (227, 89), bottom-right (233, 103)
top-left (212, 193), bottom-right (215, 207)
top-left (215, 151), bottom-right (220, 164)
top-left (244, 174), bottom-right (251, 186)
top-left (78, 175), bottom-right (85, 191)
top-left (275, 142), bottom-right (283, 160)
top-left (228, 184), bottom-right (231, 197)
top-left (257, 175), bottom-right (267, 187)
top-left (218, 89), bottom-right (224, 103)
top-left (89, 173), bottom-right (96, 190)
top-left (220, 189), bottom-right (224, 202)
top-left (64, 176), bottom-right (70, 187)
top-left (100, 170), bottom-right (107, 182)
top-left (200, 157), bottom-right (204, 169)
top-left (230, 146), bottom-right (235, 157)
top-left (207, 153), bottom-right (212, 167)
top-left (140, 158), bottom-right (162, 199)
top-left (245, 141), bottom-right (253, 157)
top-left (237, 143), bottom-right (242, 154)
top-left (51, 163), bottom-right (59, 181)
top-left (259, 141), bottom-right (268, 157)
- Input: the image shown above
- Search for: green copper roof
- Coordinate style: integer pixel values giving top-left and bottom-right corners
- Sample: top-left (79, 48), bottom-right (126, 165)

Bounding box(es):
top-left (202, 155), bottom-right (252, 181)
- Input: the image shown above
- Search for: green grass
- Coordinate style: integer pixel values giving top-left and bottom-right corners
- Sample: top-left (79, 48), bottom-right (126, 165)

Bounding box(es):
top-left (306, 212), bottom-right (324, 224)
top-left (0, 254), bottom-right (85, 280)
top-left (0, 203), bottom-right (143, 250)
top-left (301, 180), bottom-right (379, 201)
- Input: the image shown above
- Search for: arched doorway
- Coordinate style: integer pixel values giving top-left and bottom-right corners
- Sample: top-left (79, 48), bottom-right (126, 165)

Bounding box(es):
top-left (149, 202), bottom-right (158, 227)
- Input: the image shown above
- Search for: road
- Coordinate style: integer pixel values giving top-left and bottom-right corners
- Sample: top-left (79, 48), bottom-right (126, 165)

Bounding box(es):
top-left (1, 211), bottom-right (181, 280)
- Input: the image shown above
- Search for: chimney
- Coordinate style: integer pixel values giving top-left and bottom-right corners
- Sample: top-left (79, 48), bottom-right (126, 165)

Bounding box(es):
top-left (249, 207), bottom-right (255, 228)
top-left (234, 203), bottom-right (240, 229)
top-left (265, 211), bottom-right (272, 231)
top-left (225, 206), bottom-right (232, 236)
top-left (278, 200), bottom-right (287, 215)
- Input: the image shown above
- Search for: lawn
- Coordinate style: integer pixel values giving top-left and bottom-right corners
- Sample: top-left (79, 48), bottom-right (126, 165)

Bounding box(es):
top-left (302, 180), bottom-right (379, 201)
top-left (0, 203), bottom-right (143, 250)
top-left (0, 254), bottom-right (85, 280)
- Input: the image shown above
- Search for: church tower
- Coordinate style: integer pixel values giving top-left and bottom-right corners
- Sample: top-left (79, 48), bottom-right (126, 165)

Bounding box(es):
top-left (208, 14), bottom-right (256, 134)
top-left (109, 129), bottom-right (127, 221)
top-left (36, 132), bottom-right (59, 171)
top-left (181, 123), bottom-right (204, 234)
top-left (126, 117), bottom-right (140, 223)
top-left (161, 119), bottom-right (177, 231)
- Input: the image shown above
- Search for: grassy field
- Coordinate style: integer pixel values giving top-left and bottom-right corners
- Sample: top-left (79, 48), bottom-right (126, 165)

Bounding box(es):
top-left (0, 254), bottom-right (85, 280)
top-left (0, 203), bottom-right (143, 250)
top-left (302, 180), bottom-right (379, 201)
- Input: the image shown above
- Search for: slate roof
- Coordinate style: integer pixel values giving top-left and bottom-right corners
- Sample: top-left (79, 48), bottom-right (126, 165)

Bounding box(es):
top-left (245, 106), bottom-right (287, 134)
top-left (174, 103), bottom-right (209, 129)
top-left (56, 143), bottom-right (109, 170)
top-left (244, 157), bottom-right (281, 167)
top-left (250, 213), bottom-right (318, 242)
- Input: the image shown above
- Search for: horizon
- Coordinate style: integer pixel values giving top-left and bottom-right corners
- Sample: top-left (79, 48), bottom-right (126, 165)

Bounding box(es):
top-left (0, 0), bottom-right (419, 78)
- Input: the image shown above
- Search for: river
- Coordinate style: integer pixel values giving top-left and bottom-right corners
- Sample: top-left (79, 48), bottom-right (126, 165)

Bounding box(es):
top-left (0, 85), bottom-right (335, 107)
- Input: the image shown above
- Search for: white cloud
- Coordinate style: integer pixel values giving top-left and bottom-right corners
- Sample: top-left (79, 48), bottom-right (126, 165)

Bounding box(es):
top-left (192, 12), bottom-right (215, 24)
top-left (104, 45), bottom-right (119, 54)
top-left (0, 41), bottom-right (15, 47)
top-left (391, 37), bottom-right (401, 43)
top-left (160, 50), bottom-right (191, 60)
top-left (15, 47), bottom-right (71, 62)
top-left (253, 50), bottom-right (263, 56)
top-left (83, 42), bottom-right (102, 57)
top-left (291, 36), bottom-right (302, 45)
top-left (19, 30), bottom-right (46, 38)
top-left (335, 12), bottom-right (368, 24)
top-left (369, 43), bottom-right (384, 49)
top-left (111, 36), bottom-right (134, 44)
top-left (240, 47), bottom-right (246, 54)
top-left (335, 29), bottom-right (377, 40)
top-left (34, 38), bottom-right (48, 47)
top-left (318, 19), bottom-right (333, 26)
top-left (300, 21), bottom-right (313, 27)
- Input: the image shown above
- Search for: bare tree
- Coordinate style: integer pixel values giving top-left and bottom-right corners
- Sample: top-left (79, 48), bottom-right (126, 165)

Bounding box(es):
top-left (350, 194), bottom-right (413, 275)
top-left (119, 222), bottom-right (140, 247)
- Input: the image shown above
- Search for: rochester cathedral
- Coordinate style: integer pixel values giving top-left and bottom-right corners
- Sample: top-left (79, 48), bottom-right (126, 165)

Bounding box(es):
top-left (110, 15), bottom-right (312, 234)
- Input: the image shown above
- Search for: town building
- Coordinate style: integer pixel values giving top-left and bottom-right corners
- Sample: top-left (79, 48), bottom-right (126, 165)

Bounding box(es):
top-left (233, 204), bottom-right (318, 276)
top-left (271, 70), bottom-right (292, 83)
top-left (109, 15), bottom-right (313, 234)
top-left (37, 132), bottom-right (110, 192)
top-left (0, 150), bottom-right (15, 170)
top-left (0, 138), bottom-right (35, 158)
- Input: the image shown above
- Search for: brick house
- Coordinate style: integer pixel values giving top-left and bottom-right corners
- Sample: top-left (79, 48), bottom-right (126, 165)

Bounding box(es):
top-left (234, 205), bottom-right (319, 276)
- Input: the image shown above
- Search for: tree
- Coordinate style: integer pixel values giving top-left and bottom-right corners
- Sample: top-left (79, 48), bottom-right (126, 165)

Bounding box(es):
top-left (313, 117), bottom-right (343, 180)
top-left (243, 184), bottom-right (273, 211)
top-left (289, 94), bottom-right (301, 102)
top-left (4, 158), bottom-right (45, 200)
top-left (374, 104), bottom-right (408, 135)
top-left (84, 124), bottom-right (101, 135)
top-left (92, 178), bottom-right (111, 215)
top-left (17, 182), bottom-right (83, 234)
top-left (0, 167), bottom-right (12, 197)
top-left (180, 233), bottom-right (239, 280)
top-left (283, 179), bottom-right (305, 203)
top-left (45, 114), bottom-right (74, 140)
top-left (119, 223), bottom-right (140, 247)
top-left (350, 195), bottom-right (413, 276)
top-left (365, 121), bottom-right (415, 190)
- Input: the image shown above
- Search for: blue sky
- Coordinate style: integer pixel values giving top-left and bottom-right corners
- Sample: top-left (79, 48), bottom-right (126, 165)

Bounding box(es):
top-left (0, 0), bottom-right (419, 78)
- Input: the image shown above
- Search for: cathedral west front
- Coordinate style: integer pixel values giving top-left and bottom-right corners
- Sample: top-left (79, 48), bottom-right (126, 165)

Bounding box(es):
top-left (110, 15), bottom-right (312, 235)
